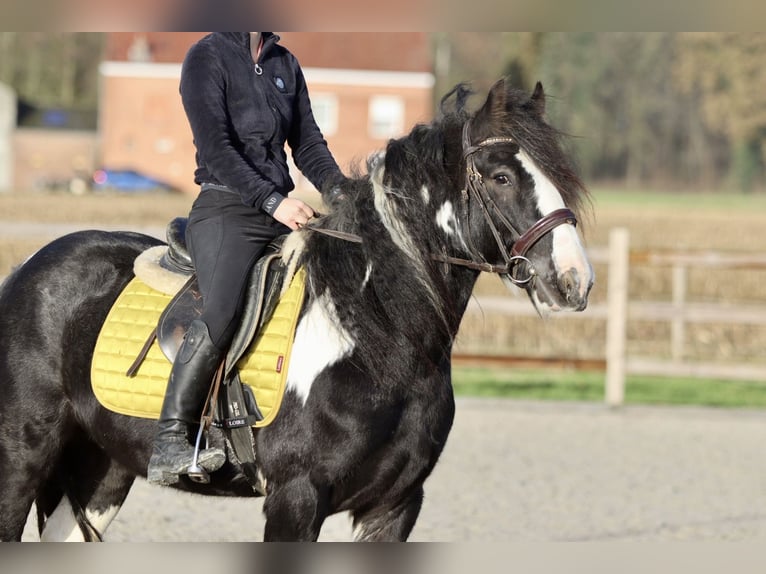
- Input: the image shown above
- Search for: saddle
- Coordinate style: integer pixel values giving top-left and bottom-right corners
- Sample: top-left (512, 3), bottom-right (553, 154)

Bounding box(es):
top-left (125, 217), bottom-right (294, 490)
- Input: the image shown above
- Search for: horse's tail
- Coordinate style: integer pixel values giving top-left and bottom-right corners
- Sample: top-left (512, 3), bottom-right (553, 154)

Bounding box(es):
top-left (35, 484), bottom-right (104, 542)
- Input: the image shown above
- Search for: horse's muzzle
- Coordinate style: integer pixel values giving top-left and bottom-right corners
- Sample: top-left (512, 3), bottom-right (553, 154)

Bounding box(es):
top-left (557, 268), bottom-right (591, 311)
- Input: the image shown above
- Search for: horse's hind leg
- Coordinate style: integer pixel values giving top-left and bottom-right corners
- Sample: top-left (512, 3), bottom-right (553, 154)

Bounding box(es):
top-left (0, 453), bottom-right (39, 540)
top-left (0, 413), bottom-right (68, 541)
top-left (352, 487), bottom-right (424, 542)
top-left (36, 438), bottom-right (135, 541)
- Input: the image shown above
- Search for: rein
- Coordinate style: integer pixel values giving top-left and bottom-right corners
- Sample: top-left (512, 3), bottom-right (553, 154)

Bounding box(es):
top-left (431, 119), bottom-right (577, 284)
top-left (301, 118), bottom-right (577, 284)
top-left (298, 219), bottom-right (363, 244)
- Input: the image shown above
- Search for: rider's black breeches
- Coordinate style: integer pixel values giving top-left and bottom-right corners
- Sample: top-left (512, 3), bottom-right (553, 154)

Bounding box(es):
top-left (186, 187), bottom-right (289, 350)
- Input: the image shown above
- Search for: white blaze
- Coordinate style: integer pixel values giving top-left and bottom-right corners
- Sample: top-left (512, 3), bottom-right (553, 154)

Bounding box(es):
top-left (517, 149), bottom-right (593, 300)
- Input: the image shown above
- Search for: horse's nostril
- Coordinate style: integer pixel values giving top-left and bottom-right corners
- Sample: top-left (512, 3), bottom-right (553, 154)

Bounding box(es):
top-left (559, 269), bottom-right (580, 301)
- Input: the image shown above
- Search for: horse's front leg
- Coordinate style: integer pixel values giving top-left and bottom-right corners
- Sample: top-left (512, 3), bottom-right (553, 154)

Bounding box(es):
top-left (352, 486), bottom-right (424, 542)
top-left (262, 475), bottom-right (329, 541)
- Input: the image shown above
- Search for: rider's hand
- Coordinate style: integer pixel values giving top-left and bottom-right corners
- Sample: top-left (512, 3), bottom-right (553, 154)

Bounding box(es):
top-left (272, 197), bottom-right (315, 231)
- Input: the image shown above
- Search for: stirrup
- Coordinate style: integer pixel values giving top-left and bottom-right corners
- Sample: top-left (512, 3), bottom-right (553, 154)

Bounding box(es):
top-left (187, 424), bottom-right (211, 483)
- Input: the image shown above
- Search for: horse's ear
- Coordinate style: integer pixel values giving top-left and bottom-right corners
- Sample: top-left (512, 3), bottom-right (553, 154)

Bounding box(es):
top-left (529, 81), bottom-right (546, 116)
top-left (476, 78), bottom-right (508, 122)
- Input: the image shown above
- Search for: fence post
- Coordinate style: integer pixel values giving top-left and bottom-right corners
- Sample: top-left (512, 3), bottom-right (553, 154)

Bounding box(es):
top-left (671, 264), bottom-right (687, 362)
top-left (605, 227), bottom-right (630, 407)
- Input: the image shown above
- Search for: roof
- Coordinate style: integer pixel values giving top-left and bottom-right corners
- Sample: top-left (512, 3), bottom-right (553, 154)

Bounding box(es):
top-left (104, 33), bottom-right (432, 73)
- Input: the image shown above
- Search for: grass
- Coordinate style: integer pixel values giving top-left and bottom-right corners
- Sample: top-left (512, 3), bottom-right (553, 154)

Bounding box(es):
top-left (589, 187), bottom-right (766, 215)
top-left (452, 366), bottom-right (766, 409)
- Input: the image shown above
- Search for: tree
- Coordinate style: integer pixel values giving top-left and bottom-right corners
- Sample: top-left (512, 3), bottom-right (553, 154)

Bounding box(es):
top-left (538, 33), bottom-right (691, 187)
top-left (0, 33), bottom-right (104, 110)
top-left (676, 33), bottom-right (766, 191)
top-left (432, 33), bottom-right (543, 112)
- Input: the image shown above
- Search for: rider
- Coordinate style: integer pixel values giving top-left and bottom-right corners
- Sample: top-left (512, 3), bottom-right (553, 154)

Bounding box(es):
top-left (147, 32), bottom-right (346, 485)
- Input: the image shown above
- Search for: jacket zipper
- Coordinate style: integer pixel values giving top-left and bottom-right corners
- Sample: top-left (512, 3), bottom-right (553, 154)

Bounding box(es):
top-left (250, 36), bottom-right (281, 143)
top-left (253, 33), bottom-right (276, 75)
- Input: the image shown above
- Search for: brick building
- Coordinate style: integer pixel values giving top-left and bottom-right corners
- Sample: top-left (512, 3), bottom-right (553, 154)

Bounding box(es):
top-left (99, 33), bottom-right (435, 195)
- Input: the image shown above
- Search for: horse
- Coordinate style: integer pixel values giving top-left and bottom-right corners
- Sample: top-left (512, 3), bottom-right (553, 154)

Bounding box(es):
top-left (0, 78), bottom-right (593, 541)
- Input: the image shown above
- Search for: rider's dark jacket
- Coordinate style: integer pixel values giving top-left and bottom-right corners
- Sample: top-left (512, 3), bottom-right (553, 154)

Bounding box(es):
top-left (180, 32), bottom-right (342, 214)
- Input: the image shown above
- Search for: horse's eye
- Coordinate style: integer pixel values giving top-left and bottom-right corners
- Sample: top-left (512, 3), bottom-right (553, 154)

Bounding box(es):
top-left (493, 174), bottom-right (511, 185)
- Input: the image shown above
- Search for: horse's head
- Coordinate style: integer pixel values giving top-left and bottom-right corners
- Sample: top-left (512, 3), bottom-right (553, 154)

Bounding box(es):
top-left (455, 78), bottom-right (594, 314)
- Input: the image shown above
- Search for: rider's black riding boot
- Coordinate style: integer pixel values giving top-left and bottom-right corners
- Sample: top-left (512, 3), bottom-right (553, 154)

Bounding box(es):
top-left (147, 319), bottom-right (226, 486)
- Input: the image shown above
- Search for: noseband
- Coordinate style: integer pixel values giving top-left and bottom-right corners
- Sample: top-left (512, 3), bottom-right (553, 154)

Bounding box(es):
top-left (433, 119), bottom-right (577, 284)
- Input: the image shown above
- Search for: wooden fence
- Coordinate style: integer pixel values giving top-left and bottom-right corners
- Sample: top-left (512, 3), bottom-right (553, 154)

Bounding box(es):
top-left (4, 224), bottom-right (765, 407)
top-left (464, 228), bottom-right (766, 406)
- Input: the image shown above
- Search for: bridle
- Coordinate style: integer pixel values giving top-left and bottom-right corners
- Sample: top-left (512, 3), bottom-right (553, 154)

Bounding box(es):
top-left (301, 118), bottom-right (577, 285)
top-left (431, 119), bottom-right (578, 284)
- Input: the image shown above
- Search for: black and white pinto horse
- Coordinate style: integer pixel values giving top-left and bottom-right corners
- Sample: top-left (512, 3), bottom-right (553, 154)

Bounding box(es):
top-left (0, 79), bottom-right (593, 541)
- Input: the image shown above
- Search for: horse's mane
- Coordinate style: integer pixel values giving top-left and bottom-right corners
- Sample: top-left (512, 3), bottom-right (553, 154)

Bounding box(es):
top-left (294, 113), bottom-right (466, 378)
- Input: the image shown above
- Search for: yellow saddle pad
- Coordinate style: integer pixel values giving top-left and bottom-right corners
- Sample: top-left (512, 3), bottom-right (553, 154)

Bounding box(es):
top-left (91, 268), bottom-right (306, 427)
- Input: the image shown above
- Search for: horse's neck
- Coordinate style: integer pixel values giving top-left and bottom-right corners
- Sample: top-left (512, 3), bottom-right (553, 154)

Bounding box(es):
top-left (386, 254), bottom-right (480, 341)
top-left (441, 265), bottom-right (482, 331)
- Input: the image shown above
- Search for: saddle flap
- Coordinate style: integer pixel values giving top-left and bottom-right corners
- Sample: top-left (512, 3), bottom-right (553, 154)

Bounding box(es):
top-left (224, 247), bottom-right (288, 375)
top-left (156, 275), bottom-right (201, 364)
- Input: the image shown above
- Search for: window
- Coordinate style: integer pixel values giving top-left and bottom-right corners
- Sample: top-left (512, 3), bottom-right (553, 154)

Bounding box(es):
top-left (369, 95), bottom-right (405, 139)
top-left (311, 93), bottom-right (338, 137)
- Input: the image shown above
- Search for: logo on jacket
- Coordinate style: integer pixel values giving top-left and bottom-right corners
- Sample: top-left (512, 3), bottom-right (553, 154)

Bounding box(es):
top-left (273, 76), bottom-right (286, 92)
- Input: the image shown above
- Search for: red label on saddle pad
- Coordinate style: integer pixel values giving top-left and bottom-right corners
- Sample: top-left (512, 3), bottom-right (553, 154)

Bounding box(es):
top-left (276, 355), bottom-right (284, 373)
